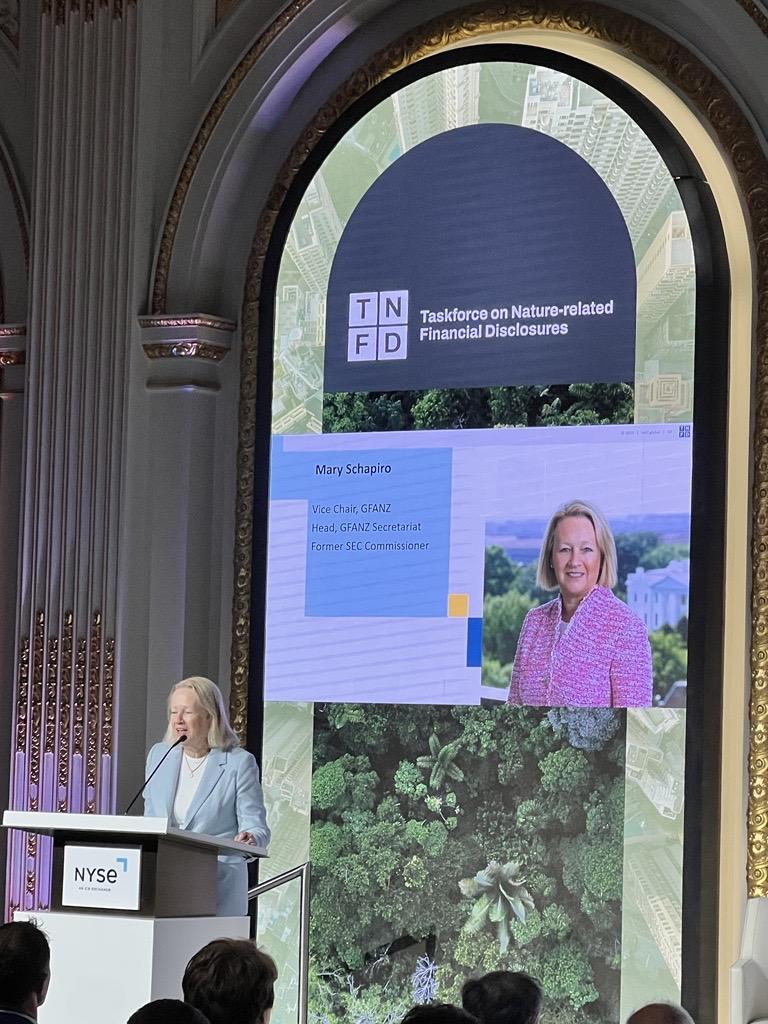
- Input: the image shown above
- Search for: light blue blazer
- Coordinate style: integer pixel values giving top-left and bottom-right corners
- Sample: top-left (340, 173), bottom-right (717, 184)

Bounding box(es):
top-left (143, 742), bottom-right (270, 917)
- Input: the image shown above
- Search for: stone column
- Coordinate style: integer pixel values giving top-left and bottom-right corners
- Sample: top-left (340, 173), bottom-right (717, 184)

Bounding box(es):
top-left (137, 313), bottom-right (237, 717)
top-left (5, 0), bottom-right (138, 914)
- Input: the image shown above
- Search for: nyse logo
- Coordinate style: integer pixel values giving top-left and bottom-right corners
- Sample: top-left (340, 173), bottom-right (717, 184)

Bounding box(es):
top-left (347, 290), bottom-right (408, 362)
top-left (73, 857), bottom-right (129, 885)
top-left (62, 843), bottom-right (142, 911)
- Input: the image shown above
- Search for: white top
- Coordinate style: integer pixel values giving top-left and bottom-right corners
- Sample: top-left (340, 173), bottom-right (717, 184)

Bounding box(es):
top-left (172, 752), bottom-right (209, 825)
top-left (556, 619), bottom-right (571, 641)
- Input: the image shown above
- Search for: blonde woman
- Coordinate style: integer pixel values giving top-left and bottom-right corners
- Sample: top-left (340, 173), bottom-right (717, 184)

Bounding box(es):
top-left (143, 676), bottom-right (270, 916)
top-left (507, 500), bottom-right (652, 707)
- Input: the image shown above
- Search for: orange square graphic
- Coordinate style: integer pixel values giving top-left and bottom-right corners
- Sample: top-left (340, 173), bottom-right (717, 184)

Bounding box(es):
top-left (447, 593), bottom-right (470, 617)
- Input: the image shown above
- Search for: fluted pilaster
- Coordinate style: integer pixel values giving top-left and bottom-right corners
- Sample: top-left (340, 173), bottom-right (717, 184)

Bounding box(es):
top-left (5, 0), bottom-right (138, 914)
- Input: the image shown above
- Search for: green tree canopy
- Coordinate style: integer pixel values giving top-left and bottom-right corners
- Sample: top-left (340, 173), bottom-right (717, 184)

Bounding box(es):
top-left (485, 545), bottom-right (519, 597)
top-left (308, 701), bottom-right (626, 1024)
top-left (649, 626), bottom-right (688, 696)
top-left (483, 590), bottom-right (535, 665)
top-left (613, 532), bottom-right (661, 596)
top-left (539, 747), bottom-right (591, 795)
top-left (638, 543), bottom-right (690, 569)
top-left (322, 382), bottom-right (635, 434)
top-left (312, 754), bottom-right (378, 811)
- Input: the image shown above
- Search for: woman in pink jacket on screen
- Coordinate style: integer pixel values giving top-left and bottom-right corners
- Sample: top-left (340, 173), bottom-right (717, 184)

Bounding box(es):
top-left (507, 499), bottom-right (653, 708)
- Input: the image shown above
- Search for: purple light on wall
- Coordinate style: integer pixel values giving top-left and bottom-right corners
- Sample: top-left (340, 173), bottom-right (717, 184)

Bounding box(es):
top-left (253, 20), bottom-right (356, 131)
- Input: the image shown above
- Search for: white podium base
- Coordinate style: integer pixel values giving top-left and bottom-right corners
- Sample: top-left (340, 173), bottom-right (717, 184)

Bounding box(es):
top-left (16, 911), bottom-right (250, 1024)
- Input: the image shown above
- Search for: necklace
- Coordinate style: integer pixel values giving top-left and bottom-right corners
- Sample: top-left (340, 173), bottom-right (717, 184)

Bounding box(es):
top-left (184, 753), bottom-right (207, 776)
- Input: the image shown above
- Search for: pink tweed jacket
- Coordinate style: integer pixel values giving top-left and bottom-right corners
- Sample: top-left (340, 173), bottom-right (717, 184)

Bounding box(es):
top-left (507, 585), bottom-right (653, 707)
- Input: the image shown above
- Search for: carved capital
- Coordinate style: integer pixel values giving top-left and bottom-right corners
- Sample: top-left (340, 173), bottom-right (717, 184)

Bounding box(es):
top-left (139, 314), bottom-right (234, 364)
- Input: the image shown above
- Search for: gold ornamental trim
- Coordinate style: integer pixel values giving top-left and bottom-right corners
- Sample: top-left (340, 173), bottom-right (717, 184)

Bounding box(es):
top-left (57, 612), bottom-right (73, 810)
top-left (15, 636), bottom-right (29, 753)
top-left (102, 637), bottom-right (115, 756)
top-left (12, 609), bottom-right (116, 903)
top-left (44, 634), bottom-right (59, 755)
top-left (73, 635), bottom-right (87, 758)
top-left (86, 611), bottom-right (102, 812)
top-left (29, 612), bottom-right (44, 809)
top-left (143, 341), bottom-right (229, 363)
top-left (150, 0), bottom-right (316, 314)
top-left (13, 608), bottom-right (115, 776)
top-left (0, 350), bottom-right (25, 366)
top-left (138, 314), bottom-right (236, 332)
top-left (44, 0), bottom-right (137, 23)
top-left (737, 1), bottom-right (768, 36)
top-left (228, 0), bottom-right (768, 893)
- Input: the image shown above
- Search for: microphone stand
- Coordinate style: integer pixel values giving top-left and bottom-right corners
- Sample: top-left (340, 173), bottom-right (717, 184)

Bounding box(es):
top-left (123, 734), bottom-right (187, 814)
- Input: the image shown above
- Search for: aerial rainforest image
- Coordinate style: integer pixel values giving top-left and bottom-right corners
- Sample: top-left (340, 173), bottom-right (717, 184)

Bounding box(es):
top-left (308, 702), bottom-right (626, 1024)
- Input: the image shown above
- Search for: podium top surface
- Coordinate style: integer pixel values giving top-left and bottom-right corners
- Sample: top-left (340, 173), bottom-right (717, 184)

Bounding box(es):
top-left (2, 811), bottom-right (267, 858)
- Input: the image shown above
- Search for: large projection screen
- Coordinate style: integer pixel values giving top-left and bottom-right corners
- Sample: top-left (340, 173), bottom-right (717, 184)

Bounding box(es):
top-left (254, 54), bottom-right (708, 1024)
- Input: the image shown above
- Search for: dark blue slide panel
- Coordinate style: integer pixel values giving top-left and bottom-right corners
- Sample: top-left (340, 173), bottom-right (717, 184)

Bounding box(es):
top-left (325, 123), bottom-right (636, 393)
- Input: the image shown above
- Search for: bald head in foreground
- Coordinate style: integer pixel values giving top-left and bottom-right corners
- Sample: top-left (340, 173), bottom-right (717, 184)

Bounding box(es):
top-left (627, 1004), bottom-right (695, 1024)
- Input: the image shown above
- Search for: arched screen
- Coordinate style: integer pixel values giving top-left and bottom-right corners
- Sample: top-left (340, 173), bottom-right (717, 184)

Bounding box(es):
top-left (256, 57), bottom-right (698, 1024)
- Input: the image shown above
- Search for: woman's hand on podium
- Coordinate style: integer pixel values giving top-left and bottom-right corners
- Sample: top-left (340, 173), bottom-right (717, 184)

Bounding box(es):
top-left (235, 830), bottom-right (256, 844)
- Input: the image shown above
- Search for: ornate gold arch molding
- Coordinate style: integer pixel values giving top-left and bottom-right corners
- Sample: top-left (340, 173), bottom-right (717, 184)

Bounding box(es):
top-left (228, 1), bottom-right (768, 888)
top-left (738, 0), bottom-right (768, 37)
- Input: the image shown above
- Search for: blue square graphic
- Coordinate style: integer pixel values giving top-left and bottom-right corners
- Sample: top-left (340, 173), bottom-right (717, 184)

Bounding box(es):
top-left (270, 439), bottom-right (452, 617)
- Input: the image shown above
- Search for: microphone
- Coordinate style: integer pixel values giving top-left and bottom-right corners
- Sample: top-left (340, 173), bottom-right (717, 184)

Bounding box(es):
top-left (123, 734), bottom-right (187, 814)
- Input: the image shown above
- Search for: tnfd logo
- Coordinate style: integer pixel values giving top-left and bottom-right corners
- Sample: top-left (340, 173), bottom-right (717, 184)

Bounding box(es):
top-left (347, 290), bottom-right (408, 362)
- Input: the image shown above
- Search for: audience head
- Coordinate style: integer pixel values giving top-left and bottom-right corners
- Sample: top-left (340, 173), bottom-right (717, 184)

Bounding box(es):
top-left (128, 1000), bottom-right (210, 1024)
top-left (0, 920), bottom-right (50, 1018)
top-left (401, 1005), bottom-right (479, 1024)
top-left (626, 1004), bottom-right (695, 1024)
top-left (461, 971), bottom-right (543, 1024)
top-left (183, 938), bottom-right (277, 1024)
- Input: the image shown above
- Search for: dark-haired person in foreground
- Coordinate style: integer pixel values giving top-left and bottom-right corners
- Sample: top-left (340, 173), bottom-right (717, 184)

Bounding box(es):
top-left (401, 1005), bottom-right (479, 1024)
top-left (128, 999), bottom-right (210, 1024)
top-left (627, 1003), bottom-right (695, 1024)
top-left (0, 920), bottom-right (50, 1023)
top-left (183, 939), bottom-right (277, 1024)
top-left (461, 971), bottom-right (542, 1024)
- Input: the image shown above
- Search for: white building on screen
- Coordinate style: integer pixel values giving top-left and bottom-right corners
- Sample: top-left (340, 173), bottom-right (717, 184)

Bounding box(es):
top-left (627, 559), bottom-right (690, 631)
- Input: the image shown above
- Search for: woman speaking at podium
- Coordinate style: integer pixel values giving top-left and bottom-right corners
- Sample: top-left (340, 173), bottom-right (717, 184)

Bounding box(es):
top-left (143, 676), bottom-right (270, 916)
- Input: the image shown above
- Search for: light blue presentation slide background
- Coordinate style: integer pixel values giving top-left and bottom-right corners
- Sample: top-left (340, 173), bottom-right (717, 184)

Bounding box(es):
top-left (264, 423), bottom-right (692, 705)
top-left (270, 440), bottom-right (452, 616)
